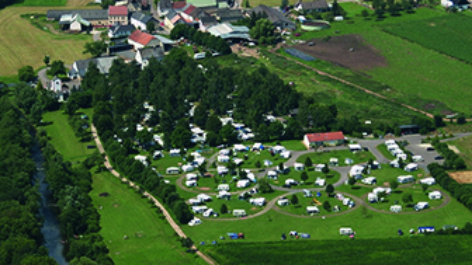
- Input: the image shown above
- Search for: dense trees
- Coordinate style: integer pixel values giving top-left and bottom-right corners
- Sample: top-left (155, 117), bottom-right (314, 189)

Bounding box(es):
top-left (83, 41), bottom-right (108, 58)
top-left (170, 24), bottom-right (231, 55)
top-left (48, 60), bottom-right (67, 76)
top-left (18, 65), bottom-right (35, 82)
top-left (250, 19), bottom-right (276, 45)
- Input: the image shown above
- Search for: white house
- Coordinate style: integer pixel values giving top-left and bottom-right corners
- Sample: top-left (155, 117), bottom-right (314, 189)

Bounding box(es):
top-left (128, 30), bottom-right (160, 50)
top-left (414, 202), bottom-right (429, 211)
top-left (218, 155), bottom-right (230, 163)
top-left (368, 192), bottom-right (378, 203)
top-left (390, 205), bottom-right (402, 213)
top-left (108, 23), bottom-right (135, 38)
top-left (217, 184), bottom-right (230, 191)
top-left (277, 198), bottom-right (289, 206)
top-left (182, 164), bottom-right (194, 172)
top-left (130, 11), bottom-right (155, 31)
top-left (397, 175), bottom-right (415, 184)
top-left (314, 178), bottom-right (326, 186)
top-left (428, 191), bottom-right (442, 200)
top-left (362, 177), bottom-right (377, 185)
top-left (405, 163), bottom-right (418, 172)
top-left (237, 179), bottom-right (251, 188)
top-left (166, 167), bottom-right (180, 174)
top-left (134, 155), bottom-right (149, 167)
top-left (294, 163), bottom-right (305, 171)
top-left (186, 173), bottom-right (198, 181)
top-left (420, 177), bottom-right (436, 185)
top-left (249, 197), bottom-right (266, 206)
top-left (191, 205), bottom-right (208, 214)
top-left (306, 206), bottom-right (320, 214)
top-left (135, 47), bottom-right (164, 68)
top-left (185, 180), bottom-right (197, 187)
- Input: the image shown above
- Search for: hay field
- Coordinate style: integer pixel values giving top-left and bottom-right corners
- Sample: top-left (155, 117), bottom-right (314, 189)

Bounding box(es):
top-left (67, 0), bottom-right (94, 7)
top-left (0, 6), bottom-right (93, 76)
top-left (449, 171), bottom-right (472, 184)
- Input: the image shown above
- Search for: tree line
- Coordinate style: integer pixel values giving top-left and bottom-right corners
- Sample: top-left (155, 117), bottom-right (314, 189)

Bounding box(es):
top-left (170, 24), bottom-right (232, 55)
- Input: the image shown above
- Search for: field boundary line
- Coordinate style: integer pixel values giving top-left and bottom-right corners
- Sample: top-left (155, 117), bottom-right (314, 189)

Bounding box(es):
top-left (91, 124), bottom-right (217, 265)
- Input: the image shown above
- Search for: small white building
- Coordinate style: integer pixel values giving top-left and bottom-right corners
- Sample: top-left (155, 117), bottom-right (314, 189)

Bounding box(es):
top-left (185, 180), bottom-right (197, 187)
top-left (368, 193), bottom-right (378, 203)
top-left (306, 206), bottom-right (320, 214)
top-left (420, 177), bottom-right (436, 186)
top-left (237, 179), bottom-right (251, 188)
top-left (277, 198), bottom-right (289, 206)
top-left (362, 177), bottom-right (377, 185)
top-left (414, 202), bottom-right (429, 211)
top-left (166, 167), bottom-right (180, 174)
top-left (397, 175), bottom-right (415, 184)
top-left (314, 178), bottom-right (326, 186)
top-left (404, 163), bottom-right (418, 172)
top-left (294, 163), bottom-right (305, 171)
top-left (428, 191), bottom-right (442, 200)
top-left (249, 197), bottom-right (266, 206)
top-left (217, 184), bottom-right (230, 191)
top-left (390, 205), bottom-right (402, 213)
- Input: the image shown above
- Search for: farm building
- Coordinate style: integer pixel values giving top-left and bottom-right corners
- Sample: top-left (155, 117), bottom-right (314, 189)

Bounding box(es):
top-left (397, 175), bottom-right (415, 184)
top-left (306, 206), bottom-right (320, 214)
top-left (128, 30), bottom-right (160, 50)
top-left (420, 177), bottom-right (436, 185)
top-left (249, 198), bottom-right (266, 206)
top-left (429, 191), bottom-right (442, 200)
top-left (390, 205), bottom-right (402, 213)
top-left (47, 9), bottom-right (108, 26)
top-left (404, 163), bottom-right (418, 172)
top-left (303, 132), bottom-right (345, 147)
top-left (249, 4), bottom-right (296, 30)
top-left (207, 23), bottom-right (250, 41)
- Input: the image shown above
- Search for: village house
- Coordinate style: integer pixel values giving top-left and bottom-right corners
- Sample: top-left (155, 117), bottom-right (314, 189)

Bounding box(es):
top-left (294, 0), bottom-right (330, 13)
top-left (69, 56), bottom-right (118, 80)
top-left (128, 30), bottom-right (160, 49)
top-left (108, 23), bottom-right (136, 38)
top-left (130, 11), bottom-right (156, 31)
top-left (135, 47), bottom-right (165, 68)
top-left (47, 9), bottom-right (108, 26)
top-left (249, 5), bottom-right (296, 30)
top-left (109, 5), bottom-right (129, 25)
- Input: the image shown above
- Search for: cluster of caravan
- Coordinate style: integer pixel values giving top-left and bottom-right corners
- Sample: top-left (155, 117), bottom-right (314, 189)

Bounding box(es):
top-left (385, 140), bottom-right (422, 171)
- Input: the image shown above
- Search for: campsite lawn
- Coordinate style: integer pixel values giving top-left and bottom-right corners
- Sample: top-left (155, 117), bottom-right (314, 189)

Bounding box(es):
top-left (232, 150), bottom-right (290, 169)
top-left (376, 144), bottom-right (396, 160)
top-left (371, 165), bottom-right (426, 184)
top-left (188, 174), bottom-right (257, 193)
top-left (262, 140), bottom-right (307, 151)
top-left (365, 187), bottom-right (444, 213)
top-left (269, 169), bottom-right (341, 186)
top-left (296, 149), bottom-right (375, 167)
top-left (279, 194), bottom-right (353, 216)
top-left (0, 6), bottom-right (94, 76)
top-left (41, 110), bottom-right (96, 162)
top-left (90, 171), bottom-right (205, 265)
top-left (14, 0), bottom-right (67, 6)
top-left (182, 185), bottom-right (472, 243)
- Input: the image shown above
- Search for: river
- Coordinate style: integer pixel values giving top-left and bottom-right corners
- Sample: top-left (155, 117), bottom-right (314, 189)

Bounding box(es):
top-left (33, 143), bottom-right (68, 265)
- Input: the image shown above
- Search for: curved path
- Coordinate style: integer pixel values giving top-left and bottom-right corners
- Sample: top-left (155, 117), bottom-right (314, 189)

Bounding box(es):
top-left (91, 125), bottom-right (216, 265)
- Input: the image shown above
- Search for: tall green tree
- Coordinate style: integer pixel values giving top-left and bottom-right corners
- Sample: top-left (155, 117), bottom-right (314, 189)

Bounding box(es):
top-left (83, 41), bottom-right (108, 58)
top-left (18, 66), bottom-right (35, 82)
top-left (249, 19), bottom-right (275, 44)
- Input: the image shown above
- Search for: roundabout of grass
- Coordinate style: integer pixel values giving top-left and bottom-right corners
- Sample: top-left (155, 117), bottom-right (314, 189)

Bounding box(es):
top-left (268, 169), bottom-right (341, 187)
top-left (363, 186), bottom-right (445, 213)
top-left (297, 150), bottom-right (375, 167)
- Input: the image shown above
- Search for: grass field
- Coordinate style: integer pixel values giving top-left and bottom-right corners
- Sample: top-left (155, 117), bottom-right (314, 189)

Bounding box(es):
top-left (14, 0), bottom-right (67, 6)
top-left (182, 182), bottom-right (472, 243)
top-left (371, 165), bottom-right (426, 184)
top-left (0, 6), bottom-right (93, 76)
top-left (296, 149), bottom-right (375, 166)
top-left (448, 135), bottom-right (472, 168)
top-left (41, 110), bottom-right (96, 162)
top-left (205, 236), bottom-right (472, 265)
top-left (90, 172), bottom-right (205, 265)
top-left (286, 5), bottom-right (472, 116)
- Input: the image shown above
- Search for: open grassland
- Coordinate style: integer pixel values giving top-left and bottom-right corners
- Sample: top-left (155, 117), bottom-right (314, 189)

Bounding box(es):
top-left (448, 135), bottom-right (472, 168)
top-left (67, 0), bottom-right (93, 7)
top-left (14, 0), bottom-right (67, 6)
top-left (90, 172), bottom-right (205, 265)
top-left (0, 6), bottom-right (93, 76)
top-left (381, 14), bottom-right (472, 64)
top-left (288, 5), bottom-right (472, 115)
top-left (182, 185), bottom-right (472, 242)
top-left (205, 236), bottom-right (472, 265)
top-left (41, 110), bottom-right (96, 162)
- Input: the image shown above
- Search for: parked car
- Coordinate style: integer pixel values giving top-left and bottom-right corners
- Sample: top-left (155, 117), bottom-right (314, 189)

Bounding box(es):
top-left (308, 42), bottom-right (314, 46)
top-left (434, 156), bottom-right (444, 160)
top-left (426, 147), bottom-right (435, 151)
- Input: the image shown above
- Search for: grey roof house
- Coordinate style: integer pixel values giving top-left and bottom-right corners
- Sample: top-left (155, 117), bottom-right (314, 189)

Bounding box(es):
top-left (295, 0), bottom-right (330, 12)
top-left (69, 56), bottom-right (118, 79)
top-left (130, 11), bottom-right (156, 31)
top-left (47, 9), bottom-right (108, 21)
top-left (249, 5), bottom-right (296, 30)
top-left (136, 47), bottom-right (165, 68)
top-left (158, 0), bottom-right (173, 16)
top-left (215, 9), bottom-right (244, 22)
top-left (108, 23), bottom-right (136, 38)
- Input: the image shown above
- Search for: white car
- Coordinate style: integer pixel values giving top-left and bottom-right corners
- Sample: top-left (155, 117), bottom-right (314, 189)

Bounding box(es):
top-left (188, 218), bottom-right (202, 226)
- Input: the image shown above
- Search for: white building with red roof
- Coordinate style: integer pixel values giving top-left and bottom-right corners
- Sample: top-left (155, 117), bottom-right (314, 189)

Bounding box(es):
top-left (108, 5), bottom-right (129, 25)
top-left (303, 132), bottom-right (345, 147)
top-left (128, 30), bottom-right (160, 49)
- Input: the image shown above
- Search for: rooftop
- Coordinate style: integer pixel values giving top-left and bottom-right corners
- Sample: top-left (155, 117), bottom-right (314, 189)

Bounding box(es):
top-left (129, 30), bottom-right (156, 45)
top-left (305, 132), bottom-right (345, 142)
top-left (131, 11), bottom-right (153, 24)
top-left (109, 5), bottom-right (129, 16)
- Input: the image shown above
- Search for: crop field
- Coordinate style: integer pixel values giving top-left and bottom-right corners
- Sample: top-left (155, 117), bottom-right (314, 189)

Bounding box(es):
top-left (381, 14), bottom-right (472, 64)
top-left (14, 0), bottom-right (67, 6)
top-left (286, 5), bottom-right (472, 116)
top-left (205, 236), bottom-right (472, 265)
top-left (90, 172), bottom-right (204, 265)
top-left (0, 6), bottom-right (92, 76)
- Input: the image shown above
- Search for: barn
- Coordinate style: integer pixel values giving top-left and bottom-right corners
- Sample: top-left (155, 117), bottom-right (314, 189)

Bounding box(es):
top-left (303, 132), bottom-right (345, 147)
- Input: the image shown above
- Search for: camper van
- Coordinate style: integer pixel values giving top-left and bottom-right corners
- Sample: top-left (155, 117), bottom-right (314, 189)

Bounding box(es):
top-left (306, 206), bottom-right (320, 214)
top-left (166, 167), bottom-right (180, 174)
top-left (390, 205), bottom-right (402, 213)
top-left (188, 218), bottom-right (202, 226)
top-left (397, 175), bottom-right (414, 184)
top-left (362, 177), bottom-right (377, 185)
top-left (368, 193), bottom-right (378, 203)
top-left (404, 163), bottom-right (418, 172)
top-left (339, 227), bottom-right (353, 235)
top-left (420, 177), bottom-right (436, 185)
top-left (428, 191), bottom-right (442, 200)
top-left (233, 209), bottom-right (247, 217)
top-left (185, 180), bottom-right (197, 187)
top-left (194, 52), bottom-right (206, 60)
top-left (414, 202), bottom-right (429, 211)
top-left (182, 165), bottom-right (194, 172)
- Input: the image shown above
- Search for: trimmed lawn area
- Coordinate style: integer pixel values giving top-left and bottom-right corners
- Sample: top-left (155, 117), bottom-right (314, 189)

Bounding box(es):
top-left (297, 149), bottom-right (375, 167)
top-left (376, 144), bottom-right (395, 160)
top-left (0, 6), bottom-right (94, 76)
top-left (90, 172), bottom-right (204, 265)
top-left (14, 0), bottom-right (67, 6)
top-left (262, 140), bottom-right (307, 151)
top-left (151, 155), bottom-right (187, 175)
top-left (365, 187), bottom-right (444, 213)
top-left (41, 110), bottom-right (96, 162)
top-left (269, 169), bottom-right (340, 187)
top-left (279, 193), bottom-right (354, 216)
top-left (371, 165), bottom-right (426, 184)
top-left (233, 150), bottom-right (289, 169)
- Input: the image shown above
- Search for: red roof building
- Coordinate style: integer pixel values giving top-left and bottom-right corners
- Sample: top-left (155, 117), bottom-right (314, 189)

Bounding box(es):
top-left (128, 30), bottom-right (158, 48)
top-left (303, 132), bottom-right (345, 147)
top-left (172, 1), bottom-right (187, 9)
top-left (108, 5), bottom-right (128, 16)
top-left (183, 5), bottom-right (196, 15)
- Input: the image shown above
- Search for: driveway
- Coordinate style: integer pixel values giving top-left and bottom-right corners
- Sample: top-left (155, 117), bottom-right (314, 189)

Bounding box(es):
top-left (38, 67), bottom-right (50, 88)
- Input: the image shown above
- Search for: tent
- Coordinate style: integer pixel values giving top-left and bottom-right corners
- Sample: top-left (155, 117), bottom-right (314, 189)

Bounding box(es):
top-left (300, 233), bottom-right (310, 238)
top-left (227, 233), bottom-right (238, 239)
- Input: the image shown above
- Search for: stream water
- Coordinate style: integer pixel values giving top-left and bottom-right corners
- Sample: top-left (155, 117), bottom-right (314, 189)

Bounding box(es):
top-left (33, 143), bottom-right (68, 265)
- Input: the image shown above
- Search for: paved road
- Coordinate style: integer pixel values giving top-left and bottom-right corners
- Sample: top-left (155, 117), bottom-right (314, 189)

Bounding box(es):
top-left (91, 125), bottom-right (216, 265)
